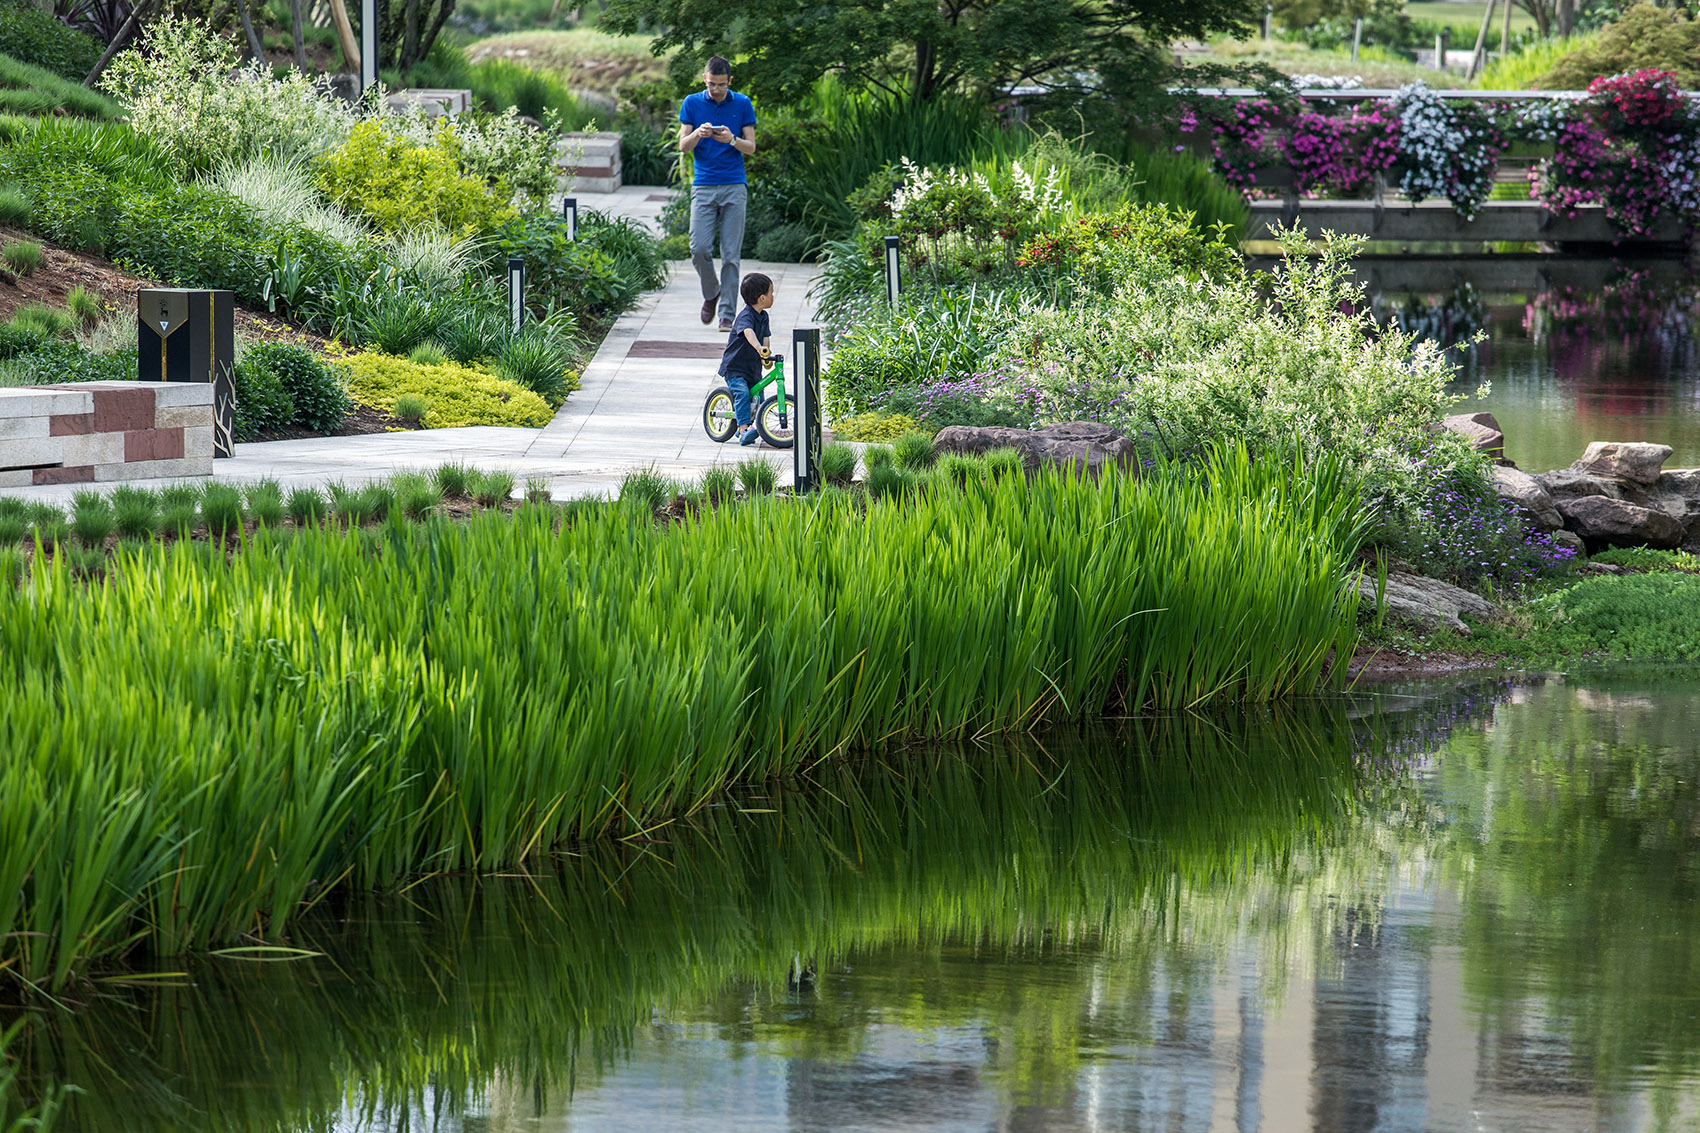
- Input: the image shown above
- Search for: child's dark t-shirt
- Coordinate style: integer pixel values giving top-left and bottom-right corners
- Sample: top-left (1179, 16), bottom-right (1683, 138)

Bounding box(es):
top-left (719, 306), bottom-right (770, 380)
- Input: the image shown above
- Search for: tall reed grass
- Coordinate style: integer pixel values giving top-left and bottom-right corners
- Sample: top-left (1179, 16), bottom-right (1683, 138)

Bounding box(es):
top-left (0, 454), bottom-right (1363, 989)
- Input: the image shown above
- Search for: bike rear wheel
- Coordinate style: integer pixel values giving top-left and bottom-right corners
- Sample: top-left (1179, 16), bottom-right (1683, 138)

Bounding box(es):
top-left (755, 394), bottom-right (795, 449)
top-left (703, 387), bottom-right (737, 442)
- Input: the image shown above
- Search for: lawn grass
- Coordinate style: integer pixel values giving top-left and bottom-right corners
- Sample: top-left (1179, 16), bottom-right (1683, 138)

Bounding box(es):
top-left (462, 28), bottom-right (673, 96)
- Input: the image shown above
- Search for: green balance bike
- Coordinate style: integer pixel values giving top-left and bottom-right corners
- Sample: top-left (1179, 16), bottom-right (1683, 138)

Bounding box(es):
top-left (702, 354), bottom-right (794, 448)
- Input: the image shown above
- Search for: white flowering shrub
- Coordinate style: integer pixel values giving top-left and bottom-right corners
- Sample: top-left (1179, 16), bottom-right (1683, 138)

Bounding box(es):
top-left (100, 16), bottom-right (351, 176)
top-left (378, 103), bottom-right (567, 209)
top-left (992, 229), bottom-right (1466, 485)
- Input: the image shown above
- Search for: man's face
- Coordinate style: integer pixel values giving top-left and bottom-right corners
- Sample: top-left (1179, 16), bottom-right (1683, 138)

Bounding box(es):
top-left (704, 70), bottom-right (730, 101)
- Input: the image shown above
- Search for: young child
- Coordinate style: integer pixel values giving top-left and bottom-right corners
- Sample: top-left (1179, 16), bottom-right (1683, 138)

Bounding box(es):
top-left (718, 272), bottom-right (774, 446)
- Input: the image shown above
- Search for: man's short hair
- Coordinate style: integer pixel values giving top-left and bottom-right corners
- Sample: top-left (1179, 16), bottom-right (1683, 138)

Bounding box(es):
top-left (706, 56), bottom-right (731, 76)
top-left (741, 273), bottom-right (772, 306)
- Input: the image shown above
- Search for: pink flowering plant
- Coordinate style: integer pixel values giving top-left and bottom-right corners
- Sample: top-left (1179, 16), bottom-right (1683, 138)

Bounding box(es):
top-left (1533, 69), bottom-right (1700, 236)
top-left (1286, 106), bottom-right (1401, 195)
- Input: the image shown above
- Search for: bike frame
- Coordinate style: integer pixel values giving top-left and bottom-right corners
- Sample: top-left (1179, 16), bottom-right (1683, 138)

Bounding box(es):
top-left (747, 358), bottom-right (788, 418)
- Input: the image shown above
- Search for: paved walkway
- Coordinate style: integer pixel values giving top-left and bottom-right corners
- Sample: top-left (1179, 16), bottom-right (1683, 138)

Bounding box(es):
top-left (1, 256), bottom-right (826, 506)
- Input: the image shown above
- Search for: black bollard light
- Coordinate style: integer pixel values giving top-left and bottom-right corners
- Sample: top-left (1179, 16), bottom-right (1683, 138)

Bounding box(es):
top-left (563, 196), bottom-right (578, 241)
top-left (507, 256), bottom-right (525, 334)
top-left (792, 327), bottom-right (822, 495)
top-left (883, 235), bottom-right (902, 306)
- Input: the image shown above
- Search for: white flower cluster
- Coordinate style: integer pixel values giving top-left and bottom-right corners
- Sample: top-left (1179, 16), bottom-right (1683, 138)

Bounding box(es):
top-left (887, 155), bottom-right (1065, 221)
top-left (1507, 99), bottom-right (1565, 144)
top-left (1392, 82), bottom-right (1499, 218)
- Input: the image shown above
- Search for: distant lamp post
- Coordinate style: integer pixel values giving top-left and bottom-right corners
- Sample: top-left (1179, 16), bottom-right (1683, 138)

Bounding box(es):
top-left (562, 196), bottom-right (579, 241)
top-left (1263, 1), bottom-right (1273, 39)
top-left (883, 235), bottom-right (902, 306)
top-left (359, 0), bottom-right (377, 95)
top-left (508, 257), bottom-right (525, 334)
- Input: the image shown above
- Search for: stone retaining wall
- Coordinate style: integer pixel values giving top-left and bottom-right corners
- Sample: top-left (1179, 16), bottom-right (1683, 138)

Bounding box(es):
top-left (0, 382), bottom-right (215, 488)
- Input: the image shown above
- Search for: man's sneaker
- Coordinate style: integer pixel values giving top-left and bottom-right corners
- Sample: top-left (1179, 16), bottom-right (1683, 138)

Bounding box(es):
top-left (700, 297), bottom-right (715, 324)
top-left (718, 317), bottom-right (734, 331)
top-left (739, 427), bottom-right (760, 446)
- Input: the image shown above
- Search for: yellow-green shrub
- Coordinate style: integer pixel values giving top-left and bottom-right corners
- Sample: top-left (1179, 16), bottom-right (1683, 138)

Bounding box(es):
top-left (346, 352), bottom-right (553, 428)
top-left (832, 411), bottom-right (921, 443)
top-left (317, 120), bottom-right (516, 237)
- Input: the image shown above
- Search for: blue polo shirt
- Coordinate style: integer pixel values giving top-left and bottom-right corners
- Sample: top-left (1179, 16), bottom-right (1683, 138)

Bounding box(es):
top-left (679, 89), bottom-right (756, 186)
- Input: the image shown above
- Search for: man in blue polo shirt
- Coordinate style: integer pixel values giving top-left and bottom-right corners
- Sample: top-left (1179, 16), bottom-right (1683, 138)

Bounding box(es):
top-left (678, 55), bottom-right (756, 331)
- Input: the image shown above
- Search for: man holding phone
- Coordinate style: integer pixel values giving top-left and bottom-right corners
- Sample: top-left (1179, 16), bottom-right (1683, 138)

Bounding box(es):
top-left (678, 56), bottom-right (756, 331)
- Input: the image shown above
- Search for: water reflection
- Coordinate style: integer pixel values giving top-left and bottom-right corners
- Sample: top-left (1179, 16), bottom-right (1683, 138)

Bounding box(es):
top-left (8, 677), bottom-right (1700, 1131)
top-left (1363, 256), bottom-right (1700, 473)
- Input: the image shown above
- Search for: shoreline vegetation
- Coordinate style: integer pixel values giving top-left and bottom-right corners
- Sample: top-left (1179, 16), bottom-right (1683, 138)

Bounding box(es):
top-left (0, 446), bottom-right (1366, 994)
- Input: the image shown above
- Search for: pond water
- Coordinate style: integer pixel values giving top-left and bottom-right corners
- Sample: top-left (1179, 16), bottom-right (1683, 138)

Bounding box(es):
top-left (9, 673), bottom-right (1700, 1131)
top-left (1368, 255), bottom-right (1700, 474)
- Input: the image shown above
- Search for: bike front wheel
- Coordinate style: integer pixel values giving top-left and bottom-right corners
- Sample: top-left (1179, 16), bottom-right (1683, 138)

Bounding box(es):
top-left (755, 394), bottom-right (795, 449)
top-left (703, 386), bottom-right (737, 442)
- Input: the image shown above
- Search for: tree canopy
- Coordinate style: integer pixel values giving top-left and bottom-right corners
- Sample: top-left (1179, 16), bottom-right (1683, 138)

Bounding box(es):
top-left (604, 0), bottom-right (1258, 102)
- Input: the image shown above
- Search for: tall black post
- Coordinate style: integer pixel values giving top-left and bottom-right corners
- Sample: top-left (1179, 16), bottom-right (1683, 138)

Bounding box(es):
top-left (792, 327), bottom-right (822, 495)
top-left (562, 196), bottom-right (579, 241)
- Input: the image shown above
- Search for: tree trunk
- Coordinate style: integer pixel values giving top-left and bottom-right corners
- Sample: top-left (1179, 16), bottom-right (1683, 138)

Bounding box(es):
top-left (1556, 0), bottom-right (1574, 36)
top-left (402, 0), bottom-right (420, 71)
top-left (236, 0), bottom-right (267, 61)
top-left (290, 0), bottom-right (308, 68)
top-left (914, 36), bottom-right (935, 100)
top-left (82, 0), bottom-right (153, 87)
top-left (327, 0), bottom-right (359, 73)
top-left (416, 0), bottom-right (455, 69)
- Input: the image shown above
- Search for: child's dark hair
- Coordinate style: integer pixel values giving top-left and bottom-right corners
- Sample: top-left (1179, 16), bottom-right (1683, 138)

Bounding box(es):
top-left (740, 273), bottom-right (772, 306)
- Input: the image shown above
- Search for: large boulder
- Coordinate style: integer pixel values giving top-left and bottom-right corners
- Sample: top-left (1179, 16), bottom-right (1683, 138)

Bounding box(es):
top-left (1441, 412), bottom-right (1505, 459)
top-left (932, 421), bottom-right (1137, 474)
top-left (1573, 441), bottom-right (1672, 485)
top-left (1556, 495), bottom-right (1685, 549)
top-left (1356, 570), bottom-right (1504, 636)
top-left (1534, 467), bottom-right (1622, 502)
top-left (1491, 466), bottom-right (1562, 531)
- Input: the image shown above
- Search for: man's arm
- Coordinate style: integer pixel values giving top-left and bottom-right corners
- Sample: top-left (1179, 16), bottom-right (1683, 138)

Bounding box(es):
top-left (730, 124), bottom-right (755, 156)
top-left (678, 120), bottom-right (705, 153)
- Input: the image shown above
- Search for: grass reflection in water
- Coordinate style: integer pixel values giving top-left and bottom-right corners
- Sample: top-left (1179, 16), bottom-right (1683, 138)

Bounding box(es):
top-left (5, 705), bottom-right (1369, 1132)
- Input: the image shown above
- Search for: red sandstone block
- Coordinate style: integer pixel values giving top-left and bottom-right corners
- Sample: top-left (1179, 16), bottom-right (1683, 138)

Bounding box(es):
top-left (92, 388), bottom-right (156, 433)
top-left (49, 413), bottom-right (97, 436)
top-left (124, 427), bottom-right (185, 462)
top-left (33, 465), bottom-right (93, 485)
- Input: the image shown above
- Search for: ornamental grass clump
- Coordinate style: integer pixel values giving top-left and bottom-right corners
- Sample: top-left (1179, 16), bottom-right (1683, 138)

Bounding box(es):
top-left (701, 465), bottom-right (736, 504)
top-left (69, 490), bottom-right (113, 547)
top-left (819, 442), bottom-right (858, 484)
top-left (1, 238), bottom-right (42, 276)
top-left (111, 486), bottom-right (159, 538)
top-left (434, 462), bottom-right (473, 499)
top-left (472, 469), bottom-right (516, 507)
top-left (199, 483), bottom-right (245, 538)
top-left (0, 514), bottom-right (25, 544)
top-left (286, 486), bottom-right (327, 525)
top-left (244, 480), bottom-right (285, 527)
top-left (736, 457), bottom-right (778, 496)
top-left (0, 450), bottom-right (1366, 988)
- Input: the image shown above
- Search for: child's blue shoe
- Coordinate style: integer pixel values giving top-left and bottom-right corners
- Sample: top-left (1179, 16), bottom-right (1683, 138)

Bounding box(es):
top-left (738, 427), bottom-right (760, 446)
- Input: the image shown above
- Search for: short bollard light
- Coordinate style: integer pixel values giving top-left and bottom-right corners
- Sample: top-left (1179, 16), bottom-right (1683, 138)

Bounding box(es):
top-left (562, 196), bottom-right (579, 242)
top-left (507, 256), bottom-right (525, 334)
top-left (883, 235), bottom-right (902, 306)
top-left (792, 327), bottom-right (822, 495)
